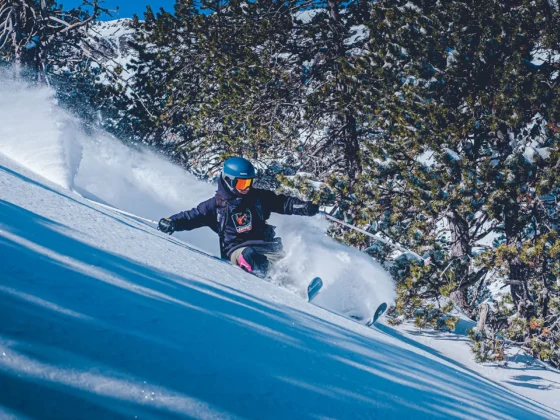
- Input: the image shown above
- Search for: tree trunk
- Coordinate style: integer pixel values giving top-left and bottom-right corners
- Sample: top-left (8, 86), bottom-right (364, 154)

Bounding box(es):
top-left (344, 112), bottom-right (361, 181)
top-left (477, 303), bottom-right (489, 335)
top-left (37, 0), bottom-right (48, 84)
top-left (448, 211), bottom-right (470, 258)
top-left (448, 212), bottom-right (472, 314)
top-left (450, 289), bottom-right (470, 316)
top-left (509, 256), bottom-right (530, 318)
top-left (326, 0), bottom-right (361, 182)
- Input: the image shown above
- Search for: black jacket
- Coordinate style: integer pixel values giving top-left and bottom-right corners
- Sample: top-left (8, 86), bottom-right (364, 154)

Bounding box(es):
top-left (169, 177), bottom-right (311, 258)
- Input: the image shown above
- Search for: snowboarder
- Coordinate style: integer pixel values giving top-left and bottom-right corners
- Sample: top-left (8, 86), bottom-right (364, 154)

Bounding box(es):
top-left (158, 157), bottom-right (319, 278)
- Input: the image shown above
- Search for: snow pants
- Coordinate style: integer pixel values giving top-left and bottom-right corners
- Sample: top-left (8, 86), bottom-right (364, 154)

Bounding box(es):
top-left (230, 246), bottom-right (285, 278)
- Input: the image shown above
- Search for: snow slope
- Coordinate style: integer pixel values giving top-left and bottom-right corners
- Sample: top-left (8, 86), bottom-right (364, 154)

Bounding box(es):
top-left (0, 78), bottom-right (559, 419)
top-left (392, 321), bottom-right (560, 412)
top-left (0, 75), bottom-right (395, 320)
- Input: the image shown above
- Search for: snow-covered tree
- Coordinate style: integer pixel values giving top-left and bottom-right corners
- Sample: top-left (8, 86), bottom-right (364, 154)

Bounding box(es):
top-left (360, 0), bottom-right (560, 366)
top-left (102, 6), bottom-right (195, 144)
top-left (0, 0), bottom-right (106, 82)
top-left (181, 0), bottom-right (304, 171)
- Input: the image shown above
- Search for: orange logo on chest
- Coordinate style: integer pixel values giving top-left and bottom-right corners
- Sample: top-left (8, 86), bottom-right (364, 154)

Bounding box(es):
top-left (232, 209), bottom-right (252, 233)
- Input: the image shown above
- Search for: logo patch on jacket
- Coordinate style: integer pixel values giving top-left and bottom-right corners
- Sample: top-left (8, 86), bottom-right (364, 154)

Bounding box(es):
top-left (232, 209), bottom-right (252, 233)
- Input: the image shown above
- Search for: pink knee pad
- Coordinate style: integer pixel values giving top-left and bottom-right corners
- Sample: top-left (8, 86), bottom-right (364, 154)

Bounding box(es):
top-left (238, 253), bottom-right (253, 273)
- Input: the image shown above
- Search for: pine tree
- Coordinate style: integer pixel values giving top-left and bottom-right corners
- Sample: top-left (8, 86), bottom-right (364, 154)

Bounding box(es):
top-left (361, 0), bottom-right (560, 365)
top-left (290, 0), bottom-right (376, 190)
top-left (106, 6), bottom-right (190, 143)
top-left (181, 0), bottom-right (302, 172)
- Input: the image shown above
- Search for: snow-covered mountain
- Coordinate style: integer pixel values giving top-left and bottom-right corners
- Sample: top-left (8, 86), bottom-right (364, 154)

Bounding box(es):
top-left (1, 76), bottom-right (559, 419)
top-left (89, 18), bottom-right (138, 81)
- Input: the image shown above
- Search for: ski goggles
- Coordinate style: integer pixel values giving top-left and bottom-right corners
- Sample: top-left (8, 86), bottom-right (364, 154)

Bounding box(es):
top-left (233, 178), bottom-right (254, 190)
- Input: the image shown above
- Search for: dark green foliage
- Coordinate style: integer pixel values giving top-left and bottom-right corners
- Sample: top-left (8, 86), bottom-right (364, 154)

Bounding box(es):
top-left (109, 6), bottom-right (196, 143)
top-left (361, 0), bottom-right (560, 366)
top-left (187, 0), bottom-right (302, 166)
top-left (294, 0), bottom-right (370, 181)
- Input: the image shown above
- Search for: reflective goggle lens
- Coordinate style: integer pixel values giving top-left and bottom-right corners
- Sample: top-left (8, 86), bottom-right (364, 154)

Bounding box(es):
top-left (235, 178), bottom-right (253, 190)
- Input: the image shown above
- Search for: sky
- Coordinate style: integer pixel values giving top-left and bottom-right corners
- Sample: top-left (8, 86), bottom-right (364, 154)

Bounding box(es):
top-left (61, 0), bottom-right (177, 20)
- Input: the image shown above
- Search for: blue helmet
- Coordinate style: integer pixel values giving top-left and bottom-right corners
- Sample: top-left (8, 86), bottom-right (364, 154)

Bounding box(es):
top-left (222, 157), bottom-right (256, 190)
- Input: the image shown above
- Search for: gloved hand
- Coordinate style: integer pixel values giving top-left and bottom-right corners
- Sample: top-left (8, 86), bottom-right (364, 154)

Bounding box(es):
top-left (158, 217), bottom-right (175, 234)
top-left (304, 202), bottom-right (320, 216)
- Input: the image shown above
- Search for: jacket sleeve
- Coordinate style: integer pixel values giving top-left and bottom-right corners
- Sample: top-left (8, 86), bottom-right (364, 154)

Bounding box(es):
top-left (169, 197), bottom-right (217, 231)
top-left (258, 189), bottom-right (310, 216)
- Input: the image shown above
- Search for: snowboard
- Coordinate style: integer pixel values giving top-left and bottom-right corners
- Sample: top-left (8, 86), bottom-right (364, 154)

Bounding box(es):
top-left (307, 277), bottom-right (323, 302)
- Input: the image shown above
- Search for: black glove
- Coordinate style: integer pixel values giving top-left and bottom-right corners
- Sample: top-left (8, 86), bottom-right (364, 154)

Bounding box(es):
top-left (293, 201), bottom-right (320, 216)
top-left (296, 201), bottom-right (319, 216)
top-left (158, 217), bottom-right (175, 234)
top-left (306, 202), bottom-right (320, 216)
